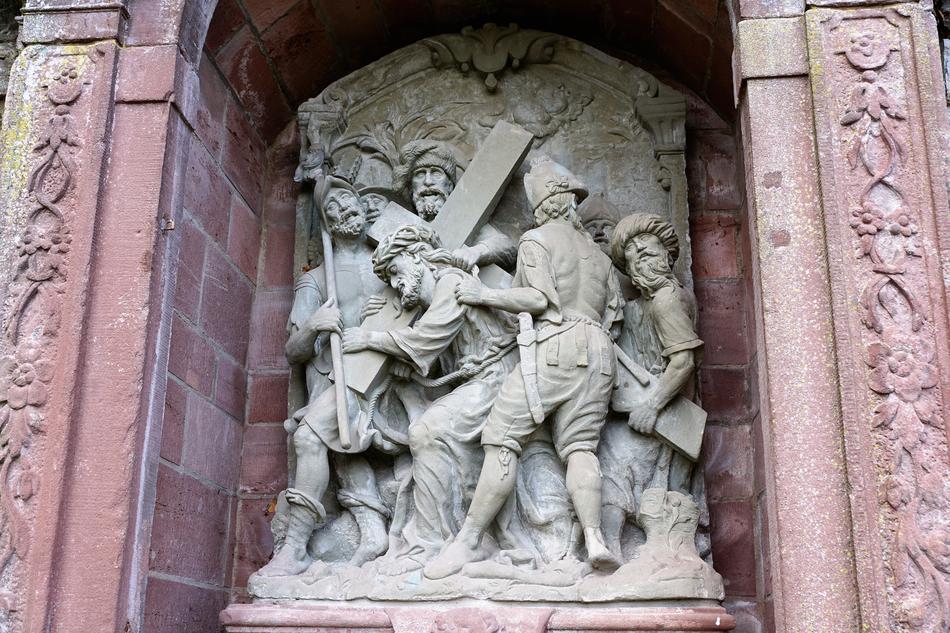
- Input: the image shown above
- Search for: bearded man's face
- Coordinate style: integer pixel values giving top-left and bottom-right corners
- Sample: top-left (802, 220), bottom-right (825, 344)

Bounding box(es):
top-left (624, 233), bottom-right (674, 294)
top-left (384, 253), bottom-right (428, 310)
top-left (411, 166), bottom-right (454, 221)
top-left (325, 188), bottom-right (366, 238)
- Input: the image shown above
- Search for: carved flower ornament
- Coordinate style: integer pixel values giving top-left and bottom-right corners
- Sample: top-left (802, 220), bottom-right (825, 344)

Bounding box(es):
top-left (0, 344), bottom-right (53, 411)
top-left (19, 224), bottom-right (72, 281)
top-left (867, 342), bottom-right (938, 426)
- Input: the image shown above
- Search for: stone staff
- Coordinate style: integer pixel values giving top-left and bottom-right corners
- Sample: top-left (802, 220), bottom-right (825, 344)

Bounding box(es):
top-left (309, 174), bottom-right (352, 450)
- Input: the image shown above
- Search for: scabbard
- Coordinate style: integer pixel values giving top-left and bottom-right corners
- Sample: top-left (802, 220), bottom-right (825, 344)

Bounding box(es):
top-left (516, 312), bottom-right (545, 424)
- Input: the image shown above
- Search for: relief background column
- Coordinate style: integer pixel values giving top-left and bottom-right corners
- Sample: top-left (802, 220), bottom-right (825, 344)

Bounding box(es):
top-left (733, 6), bottom-right (862, 632)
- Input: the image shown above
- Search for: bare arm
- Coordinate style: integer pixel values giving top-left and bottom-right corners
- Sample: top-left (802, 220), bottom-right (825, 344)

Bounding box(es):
top-left (285, 325), bottom-right (326, 365)
top-left (285, 299), bottom-right (342, 365)
top-left (649, 349), bottom-right (695, 410)
top-left (344, 330), bottom-right (412, 361)
top-left (454, 280), bottom-right (548, 315)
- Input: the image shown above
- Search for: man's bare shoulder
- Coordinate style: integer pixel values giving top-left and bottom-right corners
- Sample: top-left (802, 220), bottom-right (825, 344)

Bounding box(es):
top-left (295, 266), bottom-right (324, 291)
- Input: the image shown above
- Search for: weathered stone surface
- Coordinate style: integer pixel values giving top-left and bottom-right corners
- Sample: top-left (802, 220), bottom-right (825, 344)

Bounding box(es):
top-left (806, 4), bottom-right (950, 631)
top-left (736, 17), bottom-right (808, 79)
top-left (221, 602), bottom-right (737, 632)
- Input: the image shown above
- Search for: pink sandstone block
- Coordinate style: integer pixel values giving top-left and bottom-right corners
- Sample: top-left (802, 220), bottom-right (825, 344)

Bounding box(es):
top-left (184, 136), bottom-right (231, 246)
top-left (200, 246), bottom-right (254, 362)
top-left (259, 1), bottom-right (339, 105)
top-left (145, 575), bottom-right (229, 633)
top-left (116, 44), bottom-right (179, 103)
top-left (695, 280), bottom-right (750, 365)
top-left (247, 371), bottom-right (290, 423)
top-left (216, 25), bottom-right (292, 143)
top-left (699, 366), bottom-right (752, 422)
top-left (228, 194), bottom-right (263, 281)
top-left (709, 500), bottom-right (756, 597)
top-left (150, 463), bottom-right (232, 584)
top-left (702, 424), bottom-right (754, 502)
top-left (204, 0), bottom-right (246, 54)
top-left (261, 221), bottom-right (296, 289)
top-left (688, 131), bottom-right (742, 211)
top-left (215, 352), bottom-right (247, 420)
top-left (194, 53), bottom-right (229, 158)
top-left (182, 393), bottom-right (244, 490)
top-left (247, 289), bottom-right (294, 370)
top-left (239, 423), bottom-right (289, 495)
top-left (161, 377), bottom-right (187, 465)
top-left (690, 213), bottom-right (740, 280)
top-left (243, 0), bottom-right (299, 32)
top-left (172, 216), bottom-right (207, 322)
top-left (168, 313), bottom-right (217, 397)
top-left (232, 498), bottom-right (277, 589)
top-left (222, 91), bottom-right (268, 207)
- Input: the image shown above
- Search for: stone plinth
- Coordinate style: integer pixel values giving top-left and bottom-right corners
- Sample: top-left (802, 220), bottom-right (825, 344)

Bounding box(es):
top-left (221, 602), bottom-right (736, 632)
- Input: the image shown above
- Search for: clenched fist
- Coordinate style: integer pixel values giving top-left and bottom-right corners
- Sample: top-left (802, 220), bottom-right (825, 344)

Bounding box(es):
top-left (454, 276), bottom-right (486, 306)
top-left (307, 298), bottom-right (343, 335)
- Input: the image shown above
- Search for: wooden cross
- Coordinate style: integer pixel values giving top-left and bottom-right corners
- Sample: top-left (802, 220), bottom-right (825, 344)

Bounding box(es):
top-left (344, 120), bottom-right (534, 395)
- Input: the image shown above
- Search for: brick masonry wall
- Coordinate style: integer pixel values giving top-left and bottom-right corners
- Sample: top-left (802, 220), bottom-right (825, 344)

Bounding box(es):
top-left (686, 97), bottom-right (766, 633)
top-left (144, 50), bottom-right (265, 632)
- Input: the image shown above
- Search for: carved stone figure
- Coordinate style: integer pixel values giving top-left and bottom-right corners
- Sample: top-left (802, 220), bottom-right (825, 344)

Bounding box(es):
top-left (423, 157), bottom-right (623, 579)
top-left (342, 225), bottom-right (521, 571)
top-left (392, 140), bottom-right (516, 270)
top-left (249, 24), bottom-right (724, 606)
top-left (258, 176), bottom-right (420, 578)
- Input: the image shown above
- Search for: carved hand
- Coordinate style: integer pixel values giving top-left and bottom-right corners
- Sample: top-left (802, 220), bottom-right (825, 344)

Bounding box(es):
top-left (454, 277), bottom-right (486, 306)
top-left (627, 399), bottom-right (659, 435)
top-left (453, 244), bottom-right (488, 270)
top-left (342, 328), bottom-right (373, 352)
top-left (391, 362), bottom-right (413, 380)
top-left (361, 294), bottom-right (388, 321)
top-left (307, 298), bottom-right (343, 335)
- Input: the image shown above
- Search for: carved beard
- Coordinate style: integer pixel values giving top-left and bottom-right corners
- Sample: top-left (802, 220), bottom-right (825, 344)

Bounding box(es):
top-left (395, 264), bottom-right (426, 309)
top-left (629, 254), bottom-right (676, 296)
top-left (330, 203), bottom-right (366, 238)
top-left (413, 186), bottom-right (450, 221)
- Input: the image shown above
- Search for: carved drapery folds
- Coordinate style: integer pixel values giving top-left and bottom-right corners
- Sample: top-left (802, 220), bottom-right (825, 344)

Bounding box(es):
top-left (809, 6), bottom-right (950, 631)
top-left (0, 45), bottom-right (102, 618)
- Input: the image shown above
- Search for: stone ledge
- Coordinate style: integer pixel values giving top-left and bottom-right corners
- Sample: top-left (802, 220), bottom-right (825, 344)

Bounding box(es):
top-left (736, 16), bottom-right (809, 80)
top-left (20, 2), bottom-right (127, 44)
top-left (221, 602), bottom-right (736, 632)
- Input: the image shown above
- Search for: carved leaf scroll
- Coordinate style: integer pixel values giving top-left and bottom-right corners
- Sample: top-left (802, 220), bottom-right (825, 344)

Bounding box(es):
top-left (423, 23), bottom-right (560, 92)
top-left (0, 48), bottom-right (100, 614)
top-left (827, 8), bottom-right (950, 631)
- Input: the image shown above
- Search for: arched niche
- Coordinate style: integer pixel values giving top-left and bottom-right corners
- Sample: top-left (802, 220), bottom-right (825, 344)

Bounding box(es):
top-left (294, 24), bottom-right (693, 285)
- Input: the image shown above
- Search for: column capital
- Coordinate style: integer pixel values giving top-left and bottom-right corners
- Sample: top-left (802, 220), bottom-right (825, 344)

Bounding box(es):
top-left (19, 1), bottom-right (128, 44)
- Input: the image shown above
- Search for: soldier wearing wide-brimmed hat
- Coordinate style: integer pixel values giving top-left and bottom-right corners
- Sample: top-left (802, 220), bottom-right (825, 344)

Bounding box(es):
top-left (424, 156), bottom-right (624, 580)
top-left (601, 212), bottom-right (702, 542)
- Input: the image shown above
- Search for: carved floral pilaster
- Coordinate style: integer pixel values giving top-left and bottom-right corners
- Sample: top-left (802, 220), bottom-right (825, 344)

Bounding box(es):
top-left (807, 5), bottom-right (950, 631)
top-left (0, 42), bottom-right (114, 632)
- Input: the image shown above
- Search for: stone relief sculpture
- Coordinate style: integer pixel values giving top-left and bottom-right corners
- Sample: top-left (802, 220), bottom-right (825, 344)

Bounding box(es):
top-left (249, 24), bottom-right (723, 605)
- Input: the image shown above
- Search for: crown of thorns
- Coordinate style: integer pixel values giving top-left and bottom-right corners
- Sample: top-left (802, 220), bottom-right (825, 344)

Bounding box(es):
top-left (372, 224), bottom-right (443, 281)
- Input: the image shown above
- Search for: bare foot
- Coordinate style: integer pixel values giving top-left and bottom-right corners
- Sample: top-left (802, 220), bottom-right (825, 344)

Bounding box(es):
top-left (255, 544), bottom-right (312, 577)
top-left (586, 530), bottom-right (621, 572)
top-left (423, 538), bottom-right (486, 580)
